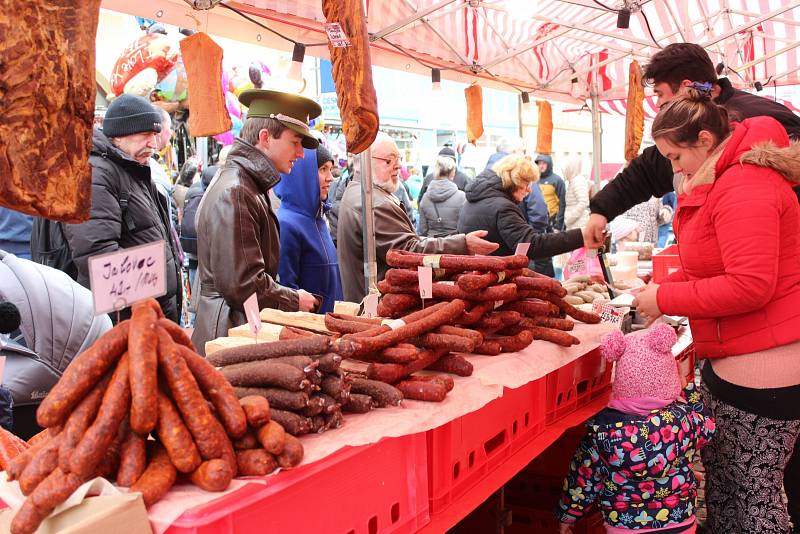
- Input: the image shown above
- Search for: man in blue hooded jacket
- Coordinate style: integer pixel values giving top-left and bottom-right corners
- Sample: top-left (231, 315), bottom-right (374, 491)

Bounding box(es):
top-left (274, 146), bottom-right (343, 314)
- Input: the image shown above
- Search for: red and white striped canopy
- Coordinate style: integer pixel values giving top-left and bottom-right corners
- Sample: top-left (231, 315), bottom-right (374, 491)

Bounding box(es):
top-left (226, 0), bottom-right (800, 101)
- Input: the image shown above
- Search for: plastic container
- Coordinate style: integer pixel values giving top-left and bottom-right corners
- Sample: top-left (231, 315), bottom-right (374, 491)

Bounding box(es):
top-left (165, 433), bottom-right (429, 534)
top-left (546, 349), bottom-right (612, 423)
top-left (545, 359), bottom-right (578, 423)
top-left (676, 344), bottom-right (697, 387)
top-left (652, 244), bottom-right (681, 283)
top-left (426, 377), bottom-right (547, 513)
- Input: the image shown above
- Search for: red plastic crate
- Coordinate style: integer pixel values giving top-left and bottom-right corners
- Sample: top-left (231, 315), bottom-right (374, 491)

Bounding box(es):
top-left (165, 433), bottom-right (428, 534)
top-left (652, 244), bottom-right (681, 283)
top-left (546, 350), bottom-right (611, 423)
top-left (676, 344), bottom-right (696, 387)
top-left (574, 349), bottom-right (612, 402)
top-left (545, 359), bottom-right (578, 423)
top-left (519, 424), bottom-right (586, 479)
top-left (426, 377), bottom-right (547, 513)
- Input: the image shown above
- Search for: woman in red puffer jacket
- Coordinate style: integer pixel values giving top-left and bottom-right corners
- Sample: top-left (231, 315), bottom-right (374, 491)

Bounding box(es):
top-left (633, 86), bottom-right (800, 534)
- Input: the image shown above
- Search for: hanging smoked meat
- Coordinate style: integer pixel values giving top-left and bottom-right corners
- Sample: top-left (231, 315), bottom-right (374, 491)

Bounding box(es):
top-left (624, 60), bottom-right (645, 162)
top-left (180, 32), bottom-right (232, 138)
top-left (322, 0), bottom-right (379, 154)
top-left (0, 0), bottom-right (102, 222)
top-left (536, 101), bottom-right (553, 154)
top-left (465, 84), bottom-right (484, 144)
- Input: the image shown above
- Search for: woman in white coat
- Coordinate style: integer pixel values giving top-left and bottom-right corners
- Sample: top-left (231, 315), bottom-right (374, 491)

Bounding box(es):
top-left (563, 156), bottom-right (591, 230)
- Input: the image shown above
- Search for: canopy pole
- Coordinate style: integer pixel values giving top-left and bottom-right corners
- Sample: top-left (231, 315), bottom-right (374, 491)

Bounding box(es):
top-left (590, 79), bottom-right (603, 192)
top-left (358, 149), bottom-right (378, 297)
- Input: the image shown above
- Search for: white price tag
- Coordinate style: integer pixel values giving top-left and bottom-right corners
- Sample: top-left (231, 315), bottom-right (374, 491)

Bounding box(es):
top-left (362, 293), bottom-right (379, 318)
top-left (324, 23), bottom-right (351, 47)
top-left (515, 242), bottom-right (531, 256)
top-left (88, 241), bottom-right (167, 315)
top-left (418, 266), bottom-right (433, 299)
top-left (592, 301), bottom-right (627, 329)
top-left (243, 293), bottom-right (262, 336)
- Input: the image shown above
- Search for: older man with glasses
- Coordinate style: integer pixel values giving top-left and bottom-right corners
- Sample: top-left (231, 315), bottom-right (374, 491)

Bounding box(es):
top-left (337, 133), bottom-right (499, 302)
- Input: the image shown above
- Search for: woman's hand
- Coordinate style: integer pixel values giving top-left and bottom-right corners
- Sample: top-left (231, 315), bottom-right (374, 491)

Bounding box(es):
top-left (633, 282), bottom-right (662, 326)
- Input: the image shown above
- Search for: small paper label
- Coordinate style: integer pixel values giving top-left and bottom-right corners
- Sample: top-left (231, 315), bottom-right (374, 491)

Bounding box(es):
top-left (324, 23), bottom-right (352, 47)
top-left (381, 319), bottom-right (406, 330)
top-left (418, 266), bottom-right (433, 299)
top-left (494, 300), bottom-right (505, 309)
top-left (243, 293), bottom-right (262, 335)
top-left (497, 271), bottom-right (506, 283)
top-left (568, 259), bottom-right (586, 274)
top-left (362, 293), bottom-right (379, 318)
top-left (88, 241), bottom-right (167, 315)
top-left (515, 243), bottom-right (531, 256)
top-left (592, 301), bottom-right (626, 329)
top-left (433, 268), bottom-right (447, 279)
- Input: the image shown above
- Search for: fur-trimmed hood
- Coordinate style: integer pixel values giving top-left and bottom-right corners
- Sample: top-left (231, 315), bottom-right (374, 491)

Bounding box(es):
top-left (680, 116), bottom-right (799, 193)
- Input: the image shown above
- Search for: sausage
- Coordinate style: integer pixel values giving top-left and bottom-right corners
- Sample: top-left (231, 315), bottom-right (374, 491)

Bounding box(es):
top-left (175, 345), bottom-right (247, 440)
top-left (11, 468), bottom-right (83, 534)
top-left (396, 380), bottom-right (447, 402)
top-left (272, 355), bottom-right (317, 374)
top-left (512, 275), bottom-right (566, 296)
top-left (236, 449), bottom-right (278, 476)
top-left (435, 325), bottom-right (483, 346)
top-left (377, 293), bottom-right (421, 318)
top-left (324, 313), bottom-right (375, 334)
top-left (156, 391), bottom-right (202, 473)
top-left (0, 428), bottom-right (24, 471)
top-left (70, 352), bottom-right (131, 478)
top-left (500, 254), bottom-right (530, 269)
top-left (157, 317), bottom-right (196, 351)
top-left (493, 330), bottom-right (535, 352)
top-left (256, 420), bottom-right (286, 455)
top-left (233, 430), bottom-right (260, 450)
top-left (309, 353), bottom-right (342, 373)
top-left (299, 394), bottom-right (324, 417)
top-left (129, 303), bottom-right (159, 434)
top-left (26, 428), bottom-right (53, 447)
top-left (383, 268), bottom-right (422, 287)
top-left (320, 375), bottom-right (351, 404)
top-left (221, 361), bottom-right (309, 391)
top-left (37, 321), bottom-right (130, 428)
top-left (428, 354), bottom-right (474, 376)
top-left (520, 316), bottom-right (575, 331)
top-left (57, 373), bottom-right (111, 473)
top-left (95, 417), bottom-right (128, 479)
top-left (457, 301), bottom-right (494, 325)
top-left (10, 499), bottom-right (47, 534)
top-left (385, 249), bottom-right (507, 272)
top-left (323, 409), bottom-right (343, 430)
top-left (474, 340), bottom-right (502, 356)
top-left (157, 330), bottom-right (225, 460)
top-left (380, 343), bottom-right (419, 363)
top-left (342, 393), bottom-right (373, 413)
top-left (7, 437), bottom-right (49, 482)
top-left (366, 348), bottom-right (445, 384)
top-left (117, 431), bottom-right (147, 487)
top-left (216, 420), bottom-right (238, 477)
top-left (315, 393), bottom-right (338, 414)
top-left (276, 434), bottom-right (304, 468)
top-left (378, 281), bottom-right (518, 303)
top-left (239, 395), bottom-right (271, 428)
top-left (19, 433), bottom-right (61, 495)
top-left (278, 325), bottom-right (315, 340)
top-left (234, 386), bottom-right (309, 412)
top-left (543, 294), bottom-right (602, 324)
top-left (269, 410), bottom-right (312, 437)
top-left (206, 335), bottom-right (339, 366)
top-left (411, 373), bottom-right (455, 391)
top-left (130, 443), bottom-right (177, 507)
top-left (501, 299), bottom-right (560, 317)
top-left (456, 269), bottom-right (522, 292)
top-left (189, 458), bottom-right (233, 492)
top-left (415, 332), bottom-right (475, 353)
top-left (530, 326), bottom-right (581, 347)
top-left (349, 377), bottom-right (403, 407)
top-left (311, 414), bottom-right (326, 433)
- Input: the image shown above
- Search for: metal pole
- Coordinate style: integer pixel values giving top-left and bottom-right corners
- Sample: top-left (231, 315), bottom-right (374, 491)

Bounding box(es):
top-left (590, 76), bottom-right (603, 192)
top-left (358, 149), bottom-right (378, 298)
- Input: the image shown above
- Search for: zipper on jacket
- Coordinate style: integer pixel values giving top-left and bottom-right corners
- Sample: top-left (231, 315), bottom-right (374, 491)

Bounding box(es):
top-left (716, 319), bottom-right (722, 344)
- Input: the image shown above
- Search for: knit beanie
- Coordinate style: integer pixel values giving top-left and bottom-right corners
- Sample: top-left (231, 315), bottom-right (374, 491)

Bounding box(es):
top-left (438, 146), bottom-right (457, 160)
top-left (103, 94), bottom-right (162, 138)
top-left (316, 145), bottom-right (334, 168)
top-left (601, 323), bottom-right (681, 401)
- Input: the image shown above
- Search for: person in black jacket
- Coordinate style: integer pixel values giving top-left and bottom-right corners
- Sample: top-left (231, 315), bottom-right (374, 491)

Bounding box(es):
top-left (586, 43), bottom-right (800, 249)
top-left (457, 154), bottom-right (588, 261)
top-left (64, 94), bottom-right (183, 323)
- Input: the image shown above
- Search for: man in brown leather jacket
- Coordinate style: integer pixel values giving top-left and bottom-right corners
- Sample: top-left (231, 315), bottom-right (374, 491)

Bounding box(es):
top-left (337, 134), bottom-right (499, 302)
top-left (192, 90), bottom-right (321, 354)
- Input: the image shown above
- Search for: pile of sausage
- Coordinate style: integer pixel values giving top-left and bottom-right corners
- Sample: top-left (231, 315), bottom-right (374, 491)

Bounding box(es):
top-left (4, 299), bottom-right (303, 534)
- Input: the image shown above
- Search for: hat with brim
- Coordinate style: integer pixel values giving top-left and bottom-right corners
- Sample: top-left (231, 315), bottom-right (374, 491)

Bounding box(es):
top-left (239, 89), bottom-right (322, 149)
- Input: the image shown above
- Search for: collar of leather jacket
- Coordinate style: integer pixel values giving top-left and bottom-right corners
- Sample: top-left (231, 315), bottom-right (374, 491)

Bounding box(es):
top-left (227, 138), bottom-right (281, 194)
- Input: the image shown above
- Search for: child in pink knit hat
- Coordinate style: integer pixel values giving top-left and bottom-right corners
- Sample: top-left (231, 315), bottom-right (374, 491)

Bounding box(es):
top-left (557, 323), bottom-right (715, 534)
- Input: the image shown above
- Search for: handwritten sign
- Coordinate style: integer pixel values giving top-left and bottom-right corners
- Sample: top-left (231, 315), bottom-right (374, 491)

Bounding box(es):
top-left (324, 23), bottom-right (351, 47)
top-left (418, 266), bottom-right (433, 299)
top-left (243, 293), bottom-right (262, 336)
top-left (592, 301), bottom-right (627, 329)
top-left (88, 241), bottom-right (167, 315)
top-left (362, 293), bottom-right (379, 318)
top-left (515, 242), bottom-right (530, 256)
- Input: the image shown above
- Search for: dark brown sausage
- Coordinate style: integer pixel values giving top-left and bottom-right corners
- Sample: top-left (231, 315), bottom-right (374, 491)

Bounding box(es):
top-left (37, 321), bottom-right (130, 428)
top-left (342, 393), bottom-right (373, 413)
top-left (239, 395), bottom-right (271, 427)
top-left (320, 375), bottom-right (351, 404)
top-left (324, 313), bottom-right (374, 334)
top-left (70, 352), bottom-right (132, 478)
top-left (415, 332), bottom-right (475, 353)
top-left (236, 449), bottom-right (278, 476)
top-left (129, 303), bottom-right (159, 434)
top-left (189, 458), bottom-right (233, 492)
top-left (349, 378), bottom-right (403, 407)
top-left (309, 353), bottom-right (342, 373)
top-left (396, 380), bottom-right (447, 402)
top-left (156, 391), bottom-right (202, 473)
top-left (278, 326), bottom-right (316, 340)
top-left (130, 443), bottom-right (177, 507)
top-left (175, 344), bottom-right (247, 439)
top-left (157, 330), bottom-right (225, 460)
top-left (206, 335), bottom-right (341, 366)
top-left (268, 410), bottom-right (312, 437)
top-left (234, 386), bottom-right (309, 412)
top-left (117, 431), bottom-right (147, 487)
top-left (220, 361), bottom-right (309, 391)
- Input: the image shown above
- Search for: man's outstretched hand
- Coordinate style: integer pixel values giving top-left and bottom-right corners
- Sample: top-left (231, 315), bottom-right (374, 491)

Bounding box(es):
top-left (465, 230), bottom-right (500, 255)
top-left (584, 213), bottom-right (609, 249)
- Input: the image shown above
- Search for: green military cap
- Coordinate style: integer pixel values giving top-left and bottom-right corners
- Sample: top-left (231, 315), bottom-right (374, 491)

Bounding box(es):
top-left (239, 89), bottom-right (322, 149)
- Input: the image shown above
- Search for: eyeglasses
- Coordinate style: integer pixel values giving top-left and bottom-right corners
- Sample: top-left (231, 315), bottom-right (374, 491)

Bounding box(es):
top-left (372, 155), bottom-right (400, 165)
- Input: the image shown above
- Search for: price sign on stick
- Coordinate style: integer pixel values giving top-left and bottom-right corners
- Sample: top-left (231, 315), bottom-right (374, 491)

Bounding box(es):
top-left (243, 293), bottom-right (262, 341)
top-left (324, 23), bottom-right (351, 47)
top-left (88, 241), bottom-right (167, 315)
top-left (418, 266), bottom-right (433, 300)
top-left (515, 242), bottom-right (531, 256)
top-left (362, 293), bottom-right (379, 318)
top-left (592, 301), bottom-right (627, 329)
